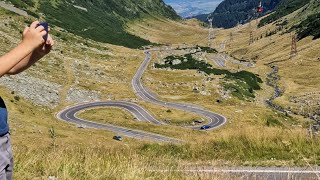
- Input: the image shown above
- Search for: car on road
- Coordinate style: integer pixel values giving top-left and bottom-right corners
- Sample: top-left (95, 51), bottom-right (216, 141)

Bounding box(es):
top-left (76, 124), bottom-right (86, 129)
top-left (200, 125), bottom-right (211, 130)
top-left (194, 120), bottom-right (204, 124)
top-left (113, 136), bottom-right (123, 141)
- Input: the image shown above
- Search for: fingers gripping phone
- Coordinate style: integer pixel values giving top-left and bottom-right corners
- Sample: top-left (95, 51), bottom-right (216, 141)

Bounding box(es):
top-left (37, 22), bottom-right (49, 41)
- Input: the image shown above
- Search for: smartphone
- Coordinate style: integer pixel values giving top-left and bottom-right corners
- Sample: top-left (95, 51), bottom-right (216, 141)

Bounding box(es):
top-left (37, 22), bottom-right (48, 41)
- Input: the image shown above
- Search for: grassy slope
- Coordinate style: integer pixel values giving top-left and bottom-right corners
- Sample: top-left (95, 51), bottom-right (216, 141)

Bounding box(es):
top-left (223, 2), bottom-right (320, 117)
top-left (126, 18), bottom-right (209, 45)
top-left (126, 2), bottom-right (320, 166)
top-left (154, 52), bottom-right (262, 99)
top-left (7, 0), bottom-right (179, 48)
top-left (1, 2), bottom-right (320, 179)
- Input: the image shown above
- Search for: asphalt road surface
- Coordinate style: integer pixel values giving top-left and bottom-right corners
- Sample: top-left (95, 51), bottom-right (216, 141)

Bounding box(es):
top-left (57, 101), bottom-right (181, 143)
top-left (208, 55), bottom-right (226, 67)
top-left (154, 166), bottom-right (320, 179)
top-left (57, 48), bottom-right (227, 142)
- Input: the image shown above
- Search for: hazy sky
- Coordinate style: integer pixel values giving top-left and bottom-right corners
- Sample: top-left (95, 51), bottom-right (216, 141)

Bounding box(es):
top-left (164, 0), bottom-right (223, 17)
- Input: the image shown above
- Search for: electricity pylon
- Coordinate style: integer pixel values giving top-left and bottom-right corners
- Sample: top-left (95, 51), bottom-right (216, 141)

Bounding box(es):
top-left (248, 21), bottom-right (254, 45)
top-left (290, 34), bottom-right (298, 59)
top-left (208, 18), bottom-right (214, 47)
top-left (230, 32), bottom-right (233, 42)
top-left (249, 31), bottom-right (254, 45)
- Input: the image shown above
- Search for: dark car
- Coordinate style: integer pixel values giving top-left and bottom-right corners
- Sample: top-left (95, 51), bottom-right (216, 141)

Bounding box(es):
top-left (194, 120), bottom-right (204, 124)
top-left (113, 136), bottom-right (123, 141)
top-left (200, 125), bottom-right (211, 130)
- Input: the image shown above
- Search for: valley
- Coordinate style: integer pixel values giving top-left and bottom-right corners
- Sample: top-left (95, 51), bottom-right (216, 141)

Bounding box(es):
top-left (0, 0), bottom-right (320, 179)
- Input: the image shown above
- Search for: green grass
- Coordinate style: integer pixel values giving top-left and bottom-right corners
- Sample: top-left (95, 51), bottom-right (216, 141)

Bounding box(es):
top-left (13, 128), bottom-right (320, 179)
top-left (7, 0), bottom-right (179, 48)
top-left (195, 46), bottom-right (218, 53)
top-left (266, 116), bottom-right (284, 127)
top-left (14, 144), bottom-right (182, 179)
top-left (6, 0), bottom-right (33, 9)
top-left (155, 53), bottom-right (262, 99)
top-left (139, 128), bottom-right (320, 166)
top-left (224, 81), bottom-right (256, 100)
top-left (39, 1), bottom-right (151, 48)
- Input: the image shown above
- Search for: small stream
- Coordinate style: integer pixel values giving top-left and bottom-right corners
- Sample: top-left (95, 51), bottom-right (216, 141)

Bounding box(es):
top-left (266, 66), bottom-right (320, 132)
top-left (265, 65), bottom-right (288, 113)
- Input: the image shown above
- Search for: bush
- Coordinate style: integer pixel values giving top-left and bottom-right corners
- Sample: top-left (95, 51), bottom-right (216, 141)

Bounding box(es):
top-left (14, 95), bottom-right (20, 101)
top-left (155, 53), bottom-right (262, 99)
top-left (266, 116), bottom-right (283, 127)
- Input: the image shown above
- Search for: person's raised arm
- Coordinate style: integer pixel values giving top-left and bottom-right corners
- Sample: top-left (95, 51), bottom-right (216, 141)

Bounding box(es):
top-left (0, 21), bottom-right (46, 77)
top-left (7, 34), bottom-right (54, 75)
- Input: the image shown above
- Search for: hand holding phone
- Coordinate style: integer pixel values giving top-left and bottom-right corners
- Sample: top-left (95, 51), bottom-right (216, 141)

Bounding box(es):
top-left (37, 22), bottom-right (49, 41)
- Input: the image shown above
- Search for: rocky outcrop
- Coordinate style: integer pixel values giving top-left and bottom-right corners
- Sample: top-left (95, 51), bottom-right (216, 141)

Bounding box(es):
top-left (0, 73), bottom-right (61, 107)
top-left (66, 87), bottom-right (100, 103)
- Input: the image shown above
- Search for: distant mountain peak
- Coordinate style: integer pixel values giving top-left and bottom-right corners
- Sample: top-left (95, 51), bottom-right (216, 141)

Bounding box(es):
top-left (164, 0), bottom-right (223, 18)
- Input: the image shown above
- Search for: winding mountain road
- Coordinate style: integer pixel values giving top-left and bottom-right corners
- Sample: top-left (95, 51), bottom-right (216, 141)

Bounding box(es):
top-left (133, 50), bottom-right (226, 130)
top-left (57, 49), bottom-right (227, 143)
top-left (57, 101), bottom-right (181, 143)
top-left (208, 54), bottom-right (226, 67)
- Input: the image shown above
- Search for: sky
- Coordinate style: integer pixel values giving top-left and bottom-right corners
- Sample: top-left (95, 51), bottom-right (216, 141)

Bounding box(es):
top-left (164, 0), bottom-right (223, 17)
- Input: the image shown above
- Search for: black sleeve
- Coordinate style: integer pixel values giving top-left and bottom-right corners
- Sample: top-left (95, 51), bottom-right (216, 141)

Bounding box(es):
top-left (0, 97), bottom-right (6, 109)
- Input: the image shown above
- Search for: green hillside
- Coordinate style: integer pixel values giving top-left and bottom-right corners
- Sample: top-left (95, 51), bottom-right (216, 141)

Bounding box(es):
top-left (295, 12), bottom-right (320, 40)
top-left (208, 0), bottom-right (281, 28)
top-left (257, 0), bottom-right (319, 40)
top-left (258, 0), bottom-right (310, 27)
top-left (7, 0), bottom-right (179, 48)
top-left (193, 0), bottom-right (319, 41)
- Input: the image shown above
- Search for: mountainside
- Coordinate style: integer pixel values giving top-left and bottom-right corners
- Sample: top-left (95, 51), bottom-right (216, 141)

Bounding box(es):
top-left (208, 0), bottom-right (281, 28)
top-left (191, 13), bottom-right (208, 22)
top-left (218, 0), bottom-right (320, 120)
top-left (257, 0), bottom-right (318, 41)
top-left (6, 0), bottom-right (179, 48)
top-left (195, 0), bottom-right (312, 28)
top-left (258, 0), bottom-right (311, 27)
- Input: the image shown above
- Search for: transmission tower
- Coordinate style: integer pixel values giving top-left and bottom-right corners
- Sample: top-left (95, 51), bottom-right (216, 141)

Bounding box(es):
top-left (249, 31), bottom-right (254, 45)
top-left (248, 21), bottom-right (254, 45)
top-left (230, 32), bottom-right (233, 42)
top-left (290, 34), bottom-right (297, 58)
top-left (208, 18), bottom-right (214, 47)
